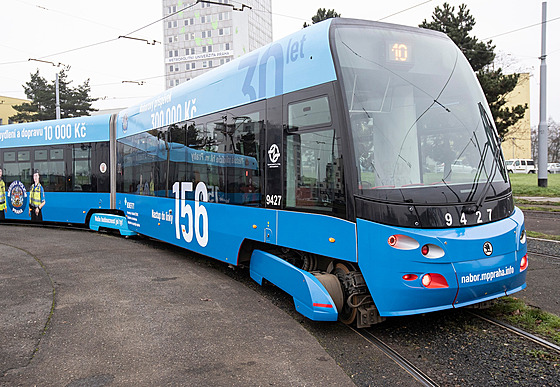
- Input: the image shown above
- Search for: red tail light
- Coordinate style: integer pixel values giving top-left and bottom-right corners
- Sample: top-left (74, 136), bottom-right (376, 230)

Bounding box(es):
top-left (520, 254), bottom-right (528, 271)
top-left (421, 244), bottom-right (429, 256)
top-left (388, 235), bottom-right (397, 246)
top-left (402, 274), bottom-right (418, 281)
top-left (422, 273), bottom-right (448, 288)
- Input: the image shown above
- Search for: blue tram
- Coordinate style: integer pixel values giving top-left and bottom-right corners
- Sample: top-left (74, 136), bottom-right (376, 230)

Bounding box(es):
top-left (0, 18), bottom-right (527, 327)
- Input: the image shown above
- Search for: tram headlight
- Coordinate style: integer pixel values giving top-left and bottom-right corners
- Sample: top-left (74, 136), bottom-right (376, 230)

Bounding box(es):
top-left (387, 234), bottom-right (419, 250)
top-left (420, 244), bottom-right (445, 259)
top-left (520, 229), bottom-right (527, 244)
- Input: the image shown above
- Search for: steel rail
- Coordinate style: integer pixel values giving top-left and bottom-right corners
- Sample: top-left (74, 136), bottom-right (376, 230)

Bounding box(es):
top-left (348, 326), bottom-right (439, 387)
top-left (527, 246), bottom-right (560, 262)
top-left (468, 311), bottom-right (560, 354)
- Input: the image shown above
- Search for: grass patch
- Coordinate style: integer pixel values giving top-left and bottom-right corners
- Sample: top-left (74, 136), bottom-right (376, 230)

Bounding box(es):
top-left (526, 231), bottom-right (560, 241)
top-left (487, 296), bottom-right (560, 346)
top-left (509, 174), bottom-right (560, 197)
top-left (517, 204), bottom-right (560, 211)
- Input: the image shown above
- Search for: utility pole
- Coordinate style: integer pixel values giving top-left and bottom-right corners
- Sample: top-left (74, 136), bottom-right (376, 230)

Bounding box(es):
top-left (537, 1), bottom-right (548, 187)
top-left (55, 72), bottom-right (61, 119)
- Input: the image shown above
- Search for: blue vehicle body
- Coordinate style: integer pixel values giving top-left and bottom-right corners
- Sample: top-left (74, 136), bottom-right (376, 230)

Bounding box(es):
top-left (357, 208), bottom-right (526, 316)
top-left (1, 18), bottom-right (528, 326)
top-left (1, 115), bottom-right (114, 224)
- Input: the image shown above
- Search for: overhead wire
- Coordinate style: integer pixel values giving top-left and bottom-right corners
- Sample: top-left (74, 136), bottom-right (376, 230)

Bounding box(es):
top-left (2, 1), bottom-right (559, 100)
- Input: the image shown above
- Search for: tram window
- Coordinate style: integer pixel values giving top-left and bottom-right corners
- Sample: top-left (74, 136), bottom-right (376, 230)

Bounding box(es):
top-left (185, 122), bottom-right (205, 150)
top-left (227, 113), bottom-right (262, 205)
top-left (4, 151), bottom-right (16, 162)
top-left (201, 121), bottom-right (227, 200)
top-left (35, 150), bottom-right (48, 161)
top-left (73, 145), bottom-right (92, 191)
top-left (18, 151), bottom-right (30, 162)
top-left (288, 96), bottom-right (331, 130)
top-left (4, 151), bottom-right (31, 187)
top-left (286, 129), bottom-right (345, 214)
top-left (50, 149), bottom-right (64, 160)
top-left (35, 148), bottom-right (66, 192)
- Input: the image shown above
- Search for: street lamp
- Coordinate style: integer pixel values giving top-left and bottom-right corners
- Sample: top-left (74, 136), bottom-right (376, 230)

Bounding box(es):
top-left (28, 58), bottom-right (67, 119)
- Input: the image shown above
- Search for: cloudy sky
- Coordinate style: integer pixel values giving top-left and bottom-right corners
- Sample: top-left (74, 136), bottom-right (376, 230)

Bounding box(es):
top-left (0, 0), bottom-right (557, 127)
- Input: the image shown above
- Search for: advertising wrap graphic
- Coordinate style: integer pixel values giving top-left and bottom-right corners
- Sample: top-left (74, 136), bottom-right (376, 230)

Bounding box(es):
top-left (7, 180), bottom-right (27, 215)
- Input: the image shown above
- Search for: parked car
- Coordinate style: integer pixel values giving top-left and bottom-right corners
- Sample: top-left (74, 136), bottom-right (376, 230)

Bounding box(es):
top-left (436, 160), bottom-right (475, 174)
top-left (506, 158), bottom-right (536, 173)
top-left (548, 163), bottom-right (560, 174)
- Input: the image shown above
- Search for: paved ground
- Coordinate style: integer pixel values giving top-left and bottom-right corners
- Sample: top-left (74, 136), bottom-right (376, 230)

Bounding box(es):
top-left (0, 225), bottom-right (355, 387)
top-left (1, 203), bottom-right (559, 386)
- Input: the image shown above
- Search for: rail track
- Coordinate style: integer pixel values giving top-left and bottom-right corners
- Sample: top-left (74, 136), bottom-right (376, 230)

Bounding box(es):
top-left (348, 325), bottom-right (440, 387)
top-left (468, 310), bottom-right (560, 354)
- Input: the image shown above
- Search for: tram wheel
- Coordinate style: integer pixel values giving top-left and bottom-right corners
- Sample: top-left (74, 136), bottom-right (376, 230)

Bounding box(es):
top-left (333, 262), bottom-right (358, 325)
top-left (314, 273), bottom-right (344, 312)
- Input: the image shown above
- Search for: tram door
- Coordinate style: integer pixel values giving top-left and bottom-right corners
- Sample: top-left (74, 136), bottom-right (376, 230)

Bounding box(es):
top-left (281, 84), bottom-right (347, 218)
top-left (263, 96), bottom-right (283, 244)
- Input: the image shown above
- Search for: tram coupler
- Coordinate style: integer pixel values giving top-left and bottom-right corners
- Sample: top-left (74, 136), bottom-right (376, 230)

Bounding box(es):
top-left (357, 303), bottom-right (386, 328)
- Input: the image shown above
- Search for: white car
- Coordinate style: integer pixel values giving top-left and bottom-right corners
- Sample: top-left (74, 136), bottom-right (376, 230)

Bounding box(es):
top-left (506, 159), bottom-right (536, 173)
top-left (548, 163), bottom-right (560, 174)
top-left (437, 160), bottom-right (475, 174)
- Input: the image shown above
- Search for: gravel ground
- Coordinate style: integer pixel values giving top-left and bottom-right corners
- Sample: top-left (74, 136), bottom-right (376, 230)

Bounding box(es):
top-left (205, 251), bottom-right (560, 387)
top-left (368, 310), bottom-right (560, 386)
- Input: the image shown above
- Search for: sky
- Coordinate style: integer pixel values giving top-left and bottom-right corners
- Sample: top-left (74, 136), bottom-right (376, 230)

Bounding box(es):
top-left (0, 0), bottom-right (558, 128)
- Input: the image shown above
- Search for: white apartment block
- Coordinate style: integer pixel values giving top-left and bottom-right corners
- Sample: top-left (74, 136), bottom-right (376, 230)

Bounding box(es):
top-left (163, 0), bottom-right (273, 89)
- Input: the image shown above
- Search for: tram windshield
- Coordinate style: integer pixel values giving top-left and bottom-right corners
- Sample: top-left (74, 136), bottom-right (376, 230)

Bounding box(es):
top-left (333, 24), bottom-right (509, 204)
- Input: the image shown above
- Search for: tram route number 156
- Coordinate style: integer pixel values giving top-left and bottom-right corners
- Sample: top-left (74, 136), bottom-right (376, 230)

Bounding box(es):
top-left (173, 181), bottom-right (208, 247)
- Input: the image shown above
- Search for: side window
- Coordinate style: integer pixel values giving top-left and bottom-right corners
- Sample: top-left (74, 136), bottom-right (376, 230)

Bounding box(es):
top-left (288, 95), bottom-right (331, 130)
top-left (119, 131), bottom-right (158, 195)
top-left (73, 145), bottom-right (92, 191)
top-left (4, 150), bottom-right (32, 188)
top-left (35, 147), bottom-right (66, 192)
top-left (227, 112), bottom-right (262, 206)
top-left (286, 129), bottom-right (345, 215)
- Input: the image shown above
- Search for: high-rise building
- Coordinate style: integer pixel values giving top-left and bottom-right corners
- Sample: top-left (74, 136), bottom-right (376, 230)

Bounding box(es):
top-left (162, 0), bottom-right (272, 89)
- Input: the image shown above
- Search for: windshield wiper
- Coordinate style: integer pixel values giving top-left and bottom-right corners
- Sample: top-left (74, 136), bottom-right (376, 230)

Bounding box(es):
top-left (465, 103), bottom-right (504, 212)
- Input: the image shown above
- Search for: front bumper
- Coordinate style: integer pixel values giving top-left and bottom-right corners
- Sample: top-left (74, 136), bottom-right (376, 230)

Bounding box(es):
top-left (357, 208), bottom-right (527, 316)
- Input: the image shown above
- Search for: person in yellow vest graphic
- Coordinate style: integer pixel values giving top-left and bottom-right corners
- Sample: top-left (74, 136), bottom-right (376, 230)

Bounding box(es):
top-left (29, 170), bottom-right (46, 222)
top-left (0, 167), bottom-right (6, 221)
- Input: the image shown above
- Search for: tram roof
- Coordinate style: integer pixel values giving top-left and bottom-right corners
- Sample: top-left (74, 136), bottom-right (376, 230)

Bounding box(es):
top-left (116, 18), bottom-right (338, 139)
